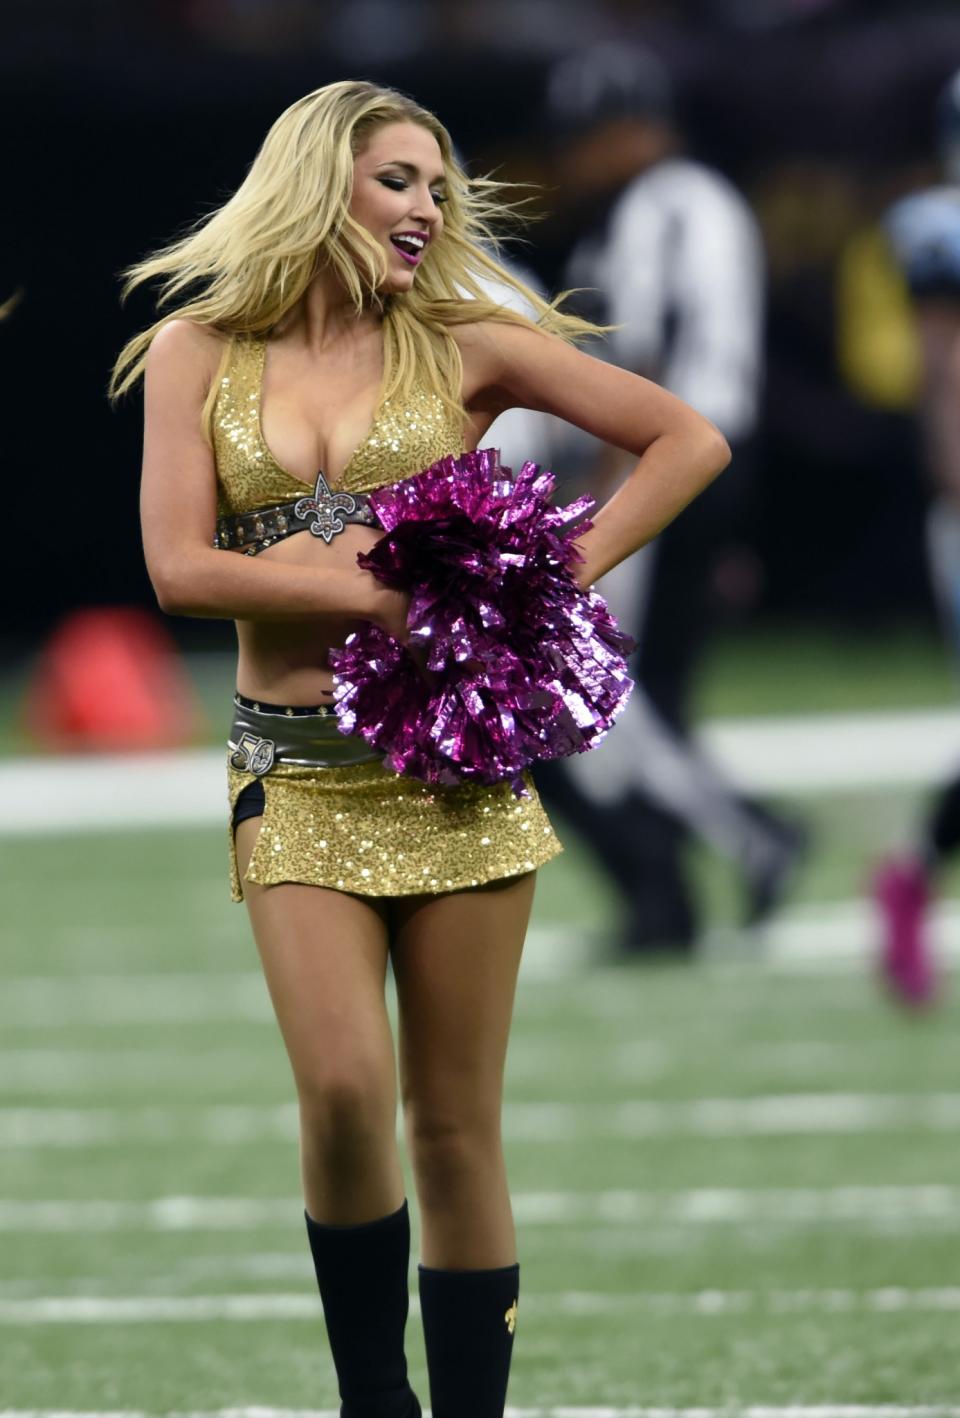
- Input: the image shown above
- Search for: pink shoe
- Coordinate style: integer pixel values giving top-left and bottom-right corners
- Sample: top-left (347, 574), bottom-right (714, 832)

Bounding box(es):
top-left (872, 857), bottom-right (937, 1007)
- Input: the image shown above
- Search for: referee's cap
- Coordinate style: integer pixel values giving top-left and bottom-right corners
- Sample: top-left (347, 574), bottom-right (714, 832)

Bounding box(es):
top-left (545, 42), bottom-right (674, 137)
top-left (884, 187), bottom-right (960, 298)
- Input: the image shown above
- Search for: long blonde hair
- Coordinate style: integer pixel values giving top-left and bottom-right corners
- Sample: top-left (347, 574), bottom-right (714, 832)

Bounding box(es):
top-left (110, 79), bottom-right (601, 423)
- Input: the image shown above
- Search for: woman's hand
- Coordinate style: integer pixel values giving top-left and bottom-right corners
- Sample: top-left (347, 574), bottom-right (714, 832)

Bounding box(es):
top-left (357, 572), bottom-right (439, 690)
top-left (322, 526), bottom-right (411, 641)
top-left (364, 578), bottom-right (412, 643)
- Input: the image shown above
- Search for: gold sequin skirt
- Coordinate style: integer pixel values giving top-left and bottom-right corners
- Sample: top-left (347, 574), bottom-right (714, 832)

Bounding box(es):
top-left (227, 699), bottom-right (562, 901)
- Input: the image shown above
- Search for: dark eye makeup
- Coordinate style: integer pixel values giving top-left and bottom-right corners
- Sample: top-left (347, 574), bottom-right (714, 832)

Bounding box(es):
top-left (378, 175), bottom-right (448, 205)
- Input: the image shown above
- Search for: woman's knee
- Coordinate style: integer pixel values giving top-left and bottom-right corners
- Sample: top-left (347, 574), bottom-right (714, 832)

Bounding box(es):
top-left (296, 1054), bottom-right (396, 1147)
top-left (405, 1105), bottom-right (502, 1195)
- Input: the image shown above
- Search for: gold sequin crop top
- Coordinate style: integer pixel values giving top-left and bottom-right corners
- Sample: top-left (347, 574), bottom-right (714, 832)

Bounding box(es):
top-left (212, 333), bottom-right (464, 536)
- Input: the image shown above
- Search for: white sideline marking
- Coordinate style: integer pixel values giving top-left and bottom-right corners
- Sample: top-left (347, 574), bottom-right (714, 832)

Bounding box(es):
top-left (3, 1093), bottom-right (960, 1148)
top-left (4, 1287), bottom-right (960, 1325)
top-left (2, 1185), bottom-right (959, 1233)
top-left (0, 747), bottom-right (225, 834)
top-left (698, 707), bottom-right (960, 794)
top-left (5, 704), bottom-right (960, 836)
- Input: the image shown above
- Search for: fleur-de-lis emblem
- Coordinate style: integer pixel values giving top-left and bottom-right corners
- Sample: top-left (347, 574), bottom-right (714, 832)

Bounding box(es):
top-left (294, 470), bottom-right (358, 544)
top-left (504, 1299), bottom-right (518, 1334)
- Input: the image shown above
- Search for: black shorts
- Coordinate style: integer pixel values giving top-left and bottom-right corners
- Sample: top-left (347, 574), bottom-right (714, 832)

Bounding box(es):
top-left (232, 779), bottom-right (265, 829)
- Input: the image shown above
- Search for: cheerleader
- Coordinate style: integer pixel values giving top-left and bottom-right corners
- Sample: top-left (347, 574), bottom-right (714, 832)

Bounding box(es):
top-left (112, 80), bottom-right (728, 1417)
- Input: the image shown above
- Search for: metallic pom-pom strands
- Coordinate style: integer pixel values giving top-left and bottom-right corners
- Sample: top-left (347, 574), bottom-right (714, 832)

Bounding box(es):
top-left (328, 449), bottom-right (635, 795)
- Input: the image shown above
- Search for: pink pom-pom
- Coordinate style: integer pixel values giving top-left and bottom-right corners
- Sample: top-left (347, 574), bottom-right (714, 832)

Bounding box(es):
top-left (328, 449), bottom-right (634, 792)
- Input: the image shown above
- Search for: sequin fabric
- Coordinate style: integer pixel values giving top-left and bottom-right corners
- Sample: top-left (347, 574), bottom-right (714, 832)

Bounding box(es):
top-left (215, 334), bottom-right (563, 900)
top-left (213, 334), bottom-right (463, 516)
top-left (227, 757), bottom-right (561, 901)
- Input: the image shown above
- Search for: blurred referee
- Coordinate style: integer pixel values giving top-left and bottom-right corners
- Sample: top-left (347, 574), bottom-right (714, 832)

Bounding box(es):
top-left (537, 43), bottom-right (805, 954)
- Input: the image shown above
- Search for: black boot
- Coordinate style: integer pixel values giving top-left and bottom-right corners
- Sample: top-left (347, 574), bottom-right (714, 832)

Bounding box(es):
top-left (418, 1262), bottom-right (520, 1418)
top-left (304, 1199), bottom-right (420, 1418)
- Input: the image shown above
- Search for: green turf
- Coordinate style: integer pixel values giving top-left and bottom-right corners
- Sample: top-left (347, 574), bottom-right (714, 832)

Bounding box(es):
top-left (3, 791), bottom-right (960, 1407)
top-left (694, 622), bottom-right (957, 718)
top-left (5, 618), bottom-right (960, 1408)
top-left (4, 1307), bottom-right (958, 1408)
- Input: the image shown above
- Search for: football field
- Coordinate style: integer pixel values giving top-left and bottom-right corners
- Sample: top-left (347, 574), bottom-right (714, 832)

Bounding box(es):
top-left (3, 631), bottom-right (960, 1413)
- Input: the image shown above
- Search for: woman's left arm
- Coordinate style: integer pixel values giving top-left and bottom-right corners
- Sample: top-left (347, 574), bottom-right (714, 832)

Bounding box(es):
top-left (459, 321), bottom-right (732, 587)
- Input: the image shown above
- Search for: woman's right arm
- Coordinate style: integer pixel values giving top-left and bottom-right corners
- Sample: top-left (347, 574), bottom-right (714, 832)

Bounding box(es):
top-left (140, 320), bottom-right (399, 628)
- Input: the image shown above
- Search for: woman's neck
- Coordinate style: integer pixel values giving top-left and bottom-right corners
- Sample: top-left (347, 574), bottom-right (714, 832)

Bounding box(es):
top-left (284, 268), bottom-right (382, 353)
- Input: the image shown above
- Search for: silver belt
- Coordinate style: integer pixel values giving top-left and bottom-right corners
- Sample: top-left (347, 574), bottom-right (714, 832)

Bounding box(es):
top-left (228, 696), bottom-right (382, 774)
top-left (216, 471), bottom-right (379, 555)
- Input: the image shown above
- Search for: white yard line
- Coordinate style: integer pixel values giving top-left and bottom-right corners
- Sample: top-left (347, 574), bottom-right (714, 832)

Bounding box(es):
top-left (0, 973), bottom-right (274, 1027)
top-left (7, 1037), bottom-right (895, 1095)
top-left (2, 1093), bottom-right (960, 1149)
top-left (11, 1036), bottom-right (938, 1097)
top-left (5, 901), bottom-right (960, 1003)
top-left (745, 899), bottom-right (960, 969)
top-left (4, 1287), bottom-right (960, 1326)
top-left (5, 705), bottom-right (960, 838)
top-left (0, 1040), bottom-right (673, 1094)
top-left (7, 1410), bottom-right (960, 1418)
top-left (2, 1186), bottom-right (959, 1233)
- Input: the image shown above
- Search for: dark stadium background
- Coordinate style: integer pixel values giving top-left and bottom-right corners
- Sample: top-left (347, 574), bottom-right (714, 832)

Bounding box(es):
top-left (2, 1), bottom-right (960, 644)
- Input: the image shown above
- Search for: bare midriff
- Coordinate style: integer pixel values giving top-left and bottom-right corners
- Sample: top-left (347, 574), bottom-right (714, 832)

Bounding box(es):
top-left (230, 521), bottom-right (385, 705)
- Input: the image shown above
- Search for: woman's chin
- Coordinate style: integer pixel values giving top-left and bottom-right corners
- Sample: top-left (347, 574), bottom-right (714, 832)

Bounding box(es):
top-left (381, 269), bottom-right (417, 295)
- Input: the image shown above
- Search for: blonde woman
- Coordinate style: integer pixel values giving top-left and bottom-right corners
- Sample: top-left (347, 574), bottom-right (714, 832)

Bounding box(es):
top-left (112, 80), bottom-right (728, 1417)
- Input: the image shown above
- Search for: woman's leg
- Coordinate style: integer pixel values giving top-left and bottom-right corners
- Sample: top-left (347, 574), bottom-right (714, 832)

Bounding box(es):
top-left (236, 820), bottom-right (417, 1417)
top-left (391, 871), bottom-right (535, 1266)
top-left (237, 818), bottom-right (402, 1221)
top-left (390, 871), bottom-right (536, 1418)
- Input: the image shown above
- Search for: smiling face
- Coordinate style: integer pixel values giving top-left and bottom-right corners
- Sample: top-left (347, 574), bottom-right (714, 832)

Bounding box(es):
top-left (348, 120), bottom-right (447, 293)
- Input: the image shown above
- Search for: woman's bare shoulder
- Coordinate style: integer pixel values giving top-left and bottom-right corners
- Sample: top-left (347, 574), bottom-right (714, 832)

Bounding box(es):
top-left (144, 320), bottom-right (229, 408)
top-left (451, 317), bottom-right (553, 394)
top-left (146, 319), bottom-right (228, 377)
top-left (450, 315), bottom-right (549, 354)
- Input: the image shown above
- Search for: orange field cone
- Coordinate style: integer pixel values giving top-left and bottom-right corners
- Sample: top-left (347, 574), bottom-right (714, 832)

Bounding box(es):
top-left (22, 607), bottom-right (206, 751)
